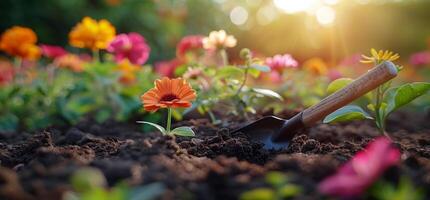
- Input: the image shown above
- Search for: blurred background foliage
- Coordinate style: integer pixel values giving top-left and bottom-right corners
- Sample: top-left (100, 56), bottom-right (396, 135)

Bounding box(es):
top-left (1, 0), bottom-right (430, 64)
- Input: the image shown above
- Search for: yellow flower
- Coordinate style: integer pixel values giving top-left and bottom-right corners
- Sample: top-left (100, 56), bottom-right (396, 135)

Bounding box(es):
top-left (360, 48), bottom-right (399, 64)
top-left (303, 58), bottom-right (328, 76)
top-left (0, 26), bottom-right (41, 60)
top-left (117, 60), bottom-right (140, 84)
top-left (69, 17), bottom-right (116, 50)
top-left (202, 30), bottom-right (237, 50)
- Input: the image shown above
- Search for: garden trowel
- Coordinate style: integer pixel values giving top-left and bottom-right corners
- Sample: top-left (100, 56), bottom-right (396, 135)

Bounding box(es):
top-left (232, 61), bottom-right (398, 150)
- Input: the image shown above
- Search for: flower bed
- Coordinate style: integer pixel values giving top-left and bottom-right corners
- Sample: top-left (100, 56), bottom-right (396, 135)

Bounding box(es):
top-left (0, 15), bottom-right (430, 200)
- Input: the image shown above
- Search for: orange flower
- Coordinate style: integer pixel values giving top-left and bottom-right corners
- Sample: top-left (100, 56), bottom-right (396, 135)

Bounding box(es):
top-left (69, 17), bottom-right (116, 50)
top-left (0, 26), bottom-right (41, 60)
top-left (117, 60), bottom-right (140, 84)
top-left (54, 54), bottom-right (85, 72)
top-left (303, 57), bottom-right (328, 76)
top-left (141, 77), bottom-right (196, 112)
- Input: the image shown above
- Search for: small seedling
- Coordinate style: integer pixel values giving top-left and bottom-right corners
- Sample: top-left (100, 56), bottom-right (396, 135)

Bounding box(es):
top-left (240, 171), bottom-right (302, 200)
top-left (324, 49), bottom-right (430, 136)
top-left (138, 77), bottom-right (197, 137)
top-left (369, 177), bottom-right (424, 200)
top-left (66, 167), bottom-right (165, 200)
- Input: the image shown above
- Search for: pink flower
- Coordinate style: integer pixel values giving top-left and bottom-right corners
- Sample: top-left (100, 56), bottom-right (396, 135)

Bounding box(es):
top-left (259, 71), bottom-right (283, 84)
top-left (327, 69), bottom-right (342, 81)
top-left (176, 35), bottom-right (204, 59)
top-left (339, 54), bottom-right (362, 67)
top-left (0, 61), bottom-right (14, 86)
top-left (107, 32), bottom-right (150, 65)
top-left (265, 54), bottom-right (298, 73)
top-left (41, 45), bottom-right (67, 59)
top-left (154, 59), bottom-right (183, 78)
top-left (409, 51), bottom-right (430, 66)
top-left (318, 137), bottom-right (401, 197)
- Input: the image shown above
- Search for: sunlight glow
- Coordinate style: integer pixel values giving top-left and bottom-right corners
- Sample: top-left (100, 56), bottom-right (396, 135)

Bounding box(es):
top-left (273, 0), bottom-right (318, 14)
top-left (323, 0), bottom-right (339, 5)
top-left (316, 6), bottom-right (335, 25)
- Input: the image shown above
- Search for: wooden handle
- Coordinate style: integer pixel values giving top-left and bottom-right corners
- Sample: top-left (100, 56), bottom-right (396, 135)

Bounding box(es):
top-left (301, 61), bottom-right (398, 126)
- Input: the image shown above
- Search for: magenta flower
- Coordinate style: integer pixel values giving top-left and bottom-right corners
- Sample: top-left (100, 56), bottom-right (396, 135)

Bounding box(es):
top-left (107, 32), bottom-right (150, 65)
top-left (409, 51), bottom-right (430, 66)
top-left (318, 137), bottom-right (400, 197)
top-left (265, 54), bottom-right (298, 73)
top-left (176, 35), bottom-right (204, 59)
top-left (41, 45), bottom-right (67, 59)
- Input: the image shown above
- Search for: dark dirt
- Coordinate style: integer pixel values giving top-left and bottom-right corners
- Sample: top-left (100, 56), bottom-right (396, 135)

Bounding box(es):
top-left (0, 110), bottom-right (429, 200)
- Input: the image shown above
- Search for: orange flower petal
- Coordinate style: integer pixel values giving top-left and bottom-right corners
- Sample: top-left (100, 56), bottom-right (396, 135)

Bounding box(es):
top-left (141, 77), bottom-right (196, 111)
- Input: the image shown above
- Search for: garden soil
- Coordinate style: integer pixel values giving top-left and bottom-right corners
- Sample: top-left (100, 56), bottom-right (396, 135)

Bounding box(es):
top-left (0, 110), bottom-right (429, 200)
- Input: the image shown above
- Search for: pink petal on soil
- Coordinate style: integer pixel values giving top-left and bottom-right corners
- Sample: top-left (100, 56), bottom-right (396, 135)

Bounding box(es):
top-left (318, 137), bottom-right (400, 197)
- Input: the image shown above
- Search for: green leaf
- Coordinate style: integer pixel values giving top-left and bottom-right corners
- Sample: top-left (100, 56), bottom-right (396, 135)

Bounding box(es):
top-left (81, 188), bottom-right (109, 200)
top-left (279, 185), bottom-right (302, 198)
top-left (137, 121), bottom-right (166, 134)
top-left (216, 66), bottom-right (244, 78)
top-left (248, 68), bottom-right (261, 78)
top-left (252, 88), bottom-right (283, 100)
top-left (171, 109), bottom-right (183, 120)
top-left (383, 82), bottom-right (430, 116)
top-left (70, 168), bottom-right (107, 193)
top-left (265, 171), bottom-right (287, 187)
top-left (95, 109), bottom-right (111, 123)
top-left (174, 65), bottom-right (187, 77)
top-left (367, 104), bottom-right (375, 112)
top-left (250, 64), bottom-right (271, 72)
top-left (240, 188), bottom-right (275, 200)
top-left (323, 105), bottom-right (373, 123)
top-left (170, 126), bottom-right (195, 137)
top-left (327, 78), bottom-right (353, 94)
top-left (0, 113), bottom-right (18, 132)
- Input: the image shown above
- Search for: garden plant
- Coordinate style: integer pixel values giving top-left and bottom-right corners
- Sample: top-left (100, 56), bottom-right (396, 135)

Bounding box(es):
top-left (0, 1), bottom-right (430, 200)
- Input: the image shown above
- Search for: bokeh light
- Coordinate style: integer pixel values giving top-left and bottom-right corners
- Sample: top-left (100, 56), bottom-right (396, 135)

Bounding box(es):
top-left (230, 6), bottom-right (249, 25)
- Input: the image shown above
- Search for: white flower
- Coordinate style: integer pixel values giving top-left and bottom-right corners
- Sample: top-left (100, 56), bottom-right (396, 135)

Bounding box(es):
top-left (202, 30), bottom-right (237, 50)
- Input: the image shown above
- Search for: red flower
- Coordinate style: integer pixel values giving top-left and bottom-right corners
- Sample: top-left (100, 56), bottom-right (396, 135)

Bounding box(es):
top-left (318, 137), bottom-right (401, 197)
top-left (41, 44), bottom-right (67, 59)
top-left (176, 35), bottom-right (204, 59)
top-left (154, 59), bottom-right (183, 78)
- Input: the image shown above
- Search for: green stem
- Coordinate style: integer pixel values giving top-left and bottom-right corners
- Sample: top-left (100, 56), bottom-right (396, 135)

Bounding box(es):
top-left (204, 105), bottom-right (219, 124)
top-left (220, 49), bottom-right (228, 66)
top-left (166, 108), bottom-right (172, 133)
top-left (93, 49), bottom-right (100, 63)
top-left (13, 57), bottom-right (23, 85)
top-left (235, 66), bottom-right (249, 97)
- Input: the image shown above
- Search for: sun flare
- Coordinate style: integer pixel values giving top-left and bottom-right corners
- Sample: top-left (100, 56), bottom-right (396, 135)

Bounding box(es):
top-left (273, 0), bottom-right (339, 25)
